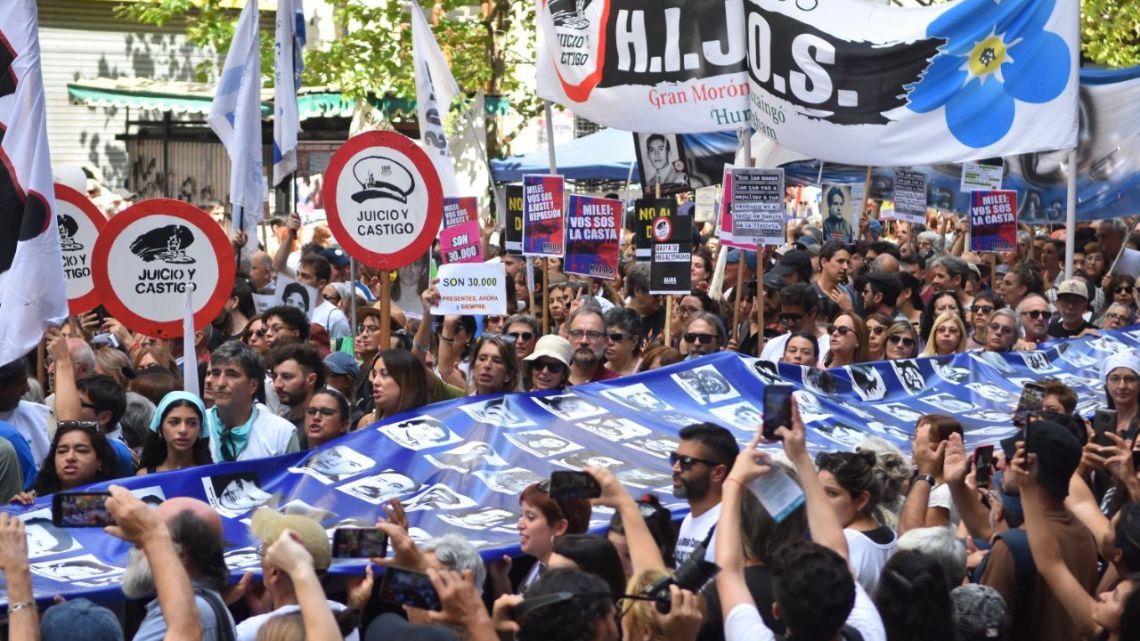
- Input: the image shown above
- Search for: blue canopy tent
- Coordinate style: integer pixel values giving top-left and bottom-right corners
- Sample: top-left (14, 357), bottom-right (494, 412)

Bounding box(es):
top-left (491, 127), bottom-right (638, 182)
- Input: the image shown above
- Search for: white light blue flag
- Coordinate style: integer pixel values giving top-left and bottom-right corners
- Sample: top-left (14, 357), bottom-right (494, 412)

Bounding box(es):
top-left (0, 0), bottom-right (68, 366)
top-left (410, 0), bottom-right (460, 195)
top-left (273, 0), bottom-right (305, 186)
top-left (209, 0), bottom-right (263, 250)
top-left (744, 0), bottom-right (1080, 165)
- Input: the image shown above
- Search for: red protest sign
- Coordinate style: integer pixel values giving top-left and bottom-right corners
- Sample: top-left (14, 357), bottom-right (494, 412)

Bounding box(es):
top-left (55, 184), bottom-right (106, 315)
top-left (322, 131), bottom-right (443, 270)
top-left (91, 199), bottom-right (235, 338)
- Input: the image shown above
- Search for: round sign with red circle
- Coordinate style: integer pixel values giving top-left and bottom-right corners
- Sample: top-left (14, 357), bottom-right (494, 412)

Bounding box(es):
top-left (652, 216), bottom-right (673, 243)
top-left (55, 184), bottom-right (106, 315)
top-left (321, 131), bottom-right (443, 270)
top-left (91, 199), bottom-right (235, 338)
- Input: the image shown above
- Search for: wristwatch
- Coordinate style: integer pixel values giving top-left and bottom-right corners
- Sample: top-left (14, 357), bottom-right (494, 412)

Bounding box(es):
top-left (911, 472), bottom-right (936, 487)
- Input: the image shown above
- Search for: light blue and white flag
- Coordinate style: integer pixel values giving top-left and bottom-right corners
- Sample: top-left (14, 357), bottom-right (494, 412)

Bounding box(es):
top-left (273, 0), bottom-right (305, 186)
top-left (209, 0), bottom-right (263, 249)
top-left (410, 0), bottom-right (460, 195)
top-left (744, 0), bottom-right (1080, 165)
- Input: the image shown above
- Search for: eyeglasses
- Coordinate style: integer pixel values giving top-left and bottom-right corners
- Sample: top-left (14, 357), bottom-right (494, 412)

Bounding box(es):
top-left (1106, 313), bottom-right (1131, 323)
top-left (508, 331), bottom-right (535, 342)
top-left (779, 313), bottom-right (804, 324)
top-left (1109, 375), bottom-right (1140, 386)
top-left (1020, 310), bottom-right (1049, 320)
top-left (683, 332), bottom-right (717, 345)
top-left (607, 332), bottom-right (632, 343)
top-left (305, 407), bottom-right (339, 417)
top-left (531, 359), bottom-right (566, 374)
top-left (827, 325), bottom-right (854, 336)
top-left (988, 322), bottom-right (1015, 335)
top-left (569, 329), bottom-right (605, 341)
top-left (886, 335), bottom-right (915, 348)
top-left (970, 305), bottom-right (995, 314)
top-left (679, 306), bottom-right (702, 315)
top-left (669, 452), bottom-right (724, 471)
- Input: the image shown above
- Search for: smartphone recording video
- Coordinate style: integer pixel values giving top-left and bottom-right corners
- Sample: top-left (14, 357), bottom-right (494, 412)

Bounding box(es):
top-left (332, 527), bottom-right (388, 559)
top-left (52, 492), bottom-right (114, 528)
top-left (762, 385), bottom-right (794, 441)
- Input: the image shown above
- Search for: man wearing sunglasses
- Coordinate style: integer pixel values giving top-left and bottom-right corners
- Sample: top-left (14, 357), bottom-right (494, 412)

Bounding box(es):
top-left (680, 313), bottom-right (725, 360)
top-left (760, 284), bottom-right (830, 364)
top-left (671, 423), bottom-right (738, 567)
top-left (1014, 294), bottom-right (1051, 351)
top-left (984, 309), bottom-right (1020, 353)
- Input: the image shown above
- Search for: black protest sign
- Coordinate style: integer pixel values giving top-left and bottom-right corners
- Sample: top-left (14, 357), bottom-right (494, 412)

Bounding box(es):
top-left (650, 204), bottom-right (691, 295)
top-left (634, 198), bottom-right (674, 260)
top-left (505, 185), bottom-right (523, 255)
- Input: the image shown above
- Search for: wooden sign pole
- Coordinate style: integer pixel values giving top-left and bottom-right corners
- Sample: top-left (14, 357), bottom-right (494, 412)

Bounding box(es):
top-left (379, 268), bottom-right (391, 351)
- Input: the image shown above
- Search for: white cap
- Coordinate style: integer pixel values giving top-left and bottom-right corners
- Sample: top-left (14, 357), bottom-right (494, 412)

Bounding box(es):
top-left (1056, 278), bottom-right (1089, 300)
top-left (1103, 350), bottom-right (1140, 382)
top-left (523, 335), bottom-right (572, 367)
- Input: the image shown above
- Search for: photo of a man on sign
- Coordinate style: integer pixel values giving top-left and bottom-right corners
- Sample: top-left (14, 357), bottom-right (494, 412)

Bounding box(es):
top-left (821, 185), bottom-right (853, 244)
top-left (636, 133), bottom-right (689, 193)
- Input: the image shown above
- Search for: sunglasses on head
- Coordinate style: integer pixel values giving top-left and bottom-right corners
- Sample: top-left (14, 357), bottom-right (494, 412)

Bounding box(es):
top-left (683, 332), bottom-right (717, 345)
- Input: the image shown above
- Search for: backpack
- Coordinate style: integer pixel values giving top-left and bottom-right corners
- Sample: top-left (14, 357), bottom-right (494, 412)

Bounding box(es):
top-left (194, 587), bottom-right (238, 641)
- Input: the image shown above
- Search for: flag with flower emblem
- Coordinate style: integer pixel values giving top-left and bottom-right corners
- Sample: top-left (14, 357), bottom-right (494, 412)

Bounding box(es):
top-left (744, 0), bottom-right (1079, 165)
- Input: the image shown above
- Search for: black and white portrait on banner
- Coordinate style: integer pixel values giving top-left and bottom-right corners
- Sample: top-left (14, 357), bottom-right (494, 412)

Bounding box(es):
top-left (574, 416), bottom-right (652, 441)
top-left (801, 367), bottom-right (838, 396)
top-left (426, 441), bottom-right (508, 473)
top-left (506, 429), bottom-right (583, 458)
top-left (21, 511), bottom-right (81, 558)
top-left (203, 472), bottom-right (273, 518)
top-left (821, 184), bottom-right (854, 244)
top-left (402, 484), bottom-right (478, 512)
top-left (337, 470), bottom-right (419, 505)
top-left (966, 382), bottom-right (1016, 404)
top-left (971, 351), bottom-right (1016, 374)
top-left (290, 445), bottom-right (376, 484)
top-left (274, 274), bottom-right (318, 316)
top-left (379, 416), bottom-right (462, 450)
top-left (617, 467), bottom-right (672, 488)
top-left (533, 393), bottom-right (607, 421)
top-left (601, 382), bottom-right (673, 413)
top-left (225, 547), bottom-right (263, 570)
top-left (793, 391), bottom-right (830, 425)
top-left (659, 413), bottom-right (700, 427)
top-left (752, 360), bottom-right (783, 385)
top-left (865, 421), bottom-right (912, 442)
top-left (622, 435), bottom-right (679, 459)
top-left (814, 422), bottom-right (866, 449)
top-left (459, 398), bottom-right (536, 428)
top-left (551, 450), bottom-right (625, 470)
top-left (672, 365), bottom-right (739, 404)
top-left (848, 364), bottom-right (887, 401)
top-left (1088, 336), bottom-right (1132, 354)
top-left (29, 554), bottom-right (121, 583)
top-left (440, 507), bottom-right (519, 531)
top-left (919, 393), bottom-right (975, 414)
top-left (1020, 350), bottom-right (1059, 373)
top-left (711, 401), bottom-right (763, 432)
top-left (964, 408), bottom-right (1016, 423)
top-left (890, 359), bottom-right (927, 395)
top-left (876, 402), bottom-right (924, 424)
top-left (635, 133), bottom-right (690, 194)
top-left (931, 357), bottom-right (972, 384)
top-left (475, 467), bottom-right (544, 494)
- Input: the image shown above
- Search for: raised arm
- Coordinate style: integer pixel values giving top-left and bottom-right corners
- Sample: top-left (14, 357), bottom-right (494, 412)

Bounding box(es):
top-left (779, 397), bottom-right (847, 560)
top-left (47, 331), bottom-right (81, 422)
top-left (264, 530), bottom-right (341, 641)
top-left (715, 432), bottom-right (771, 613)
top-left (0, 514), bottom-right (39, 641)
top-left (587, 465), bottom-right (666, 575)
top-left (272, 212), bottom-right (300, 278)
top-left (897, 438), bottom-right (946, 537)
top-left (943, 433), bottom-right (993, 541)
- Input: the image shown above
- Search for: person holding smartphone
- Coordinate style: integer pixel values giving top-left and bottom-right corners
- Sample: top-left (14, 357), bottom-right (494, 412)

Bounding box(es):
top-left (897, 415), bottom-right (965, 536)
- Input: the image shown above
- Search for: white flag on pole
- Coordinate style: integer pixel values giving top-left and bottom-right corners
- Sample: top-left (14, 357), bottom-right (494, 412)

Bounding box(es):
top-left (209, 0), bottom-right (263, 253)
top-left (410, 0), bottom-right (460, 195)
top-left (182, 291), bottom-right (200, 398)
top-left (0, 0), bottom-right (68, 366)
top-left (273, 0), bottom-right (305, 186)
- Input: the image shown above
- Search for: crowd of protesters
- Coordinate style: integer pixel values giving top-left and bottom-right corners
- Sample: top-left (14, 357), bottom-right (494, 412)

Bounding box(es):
top-left (2, 196), bottom-right (1140, 641)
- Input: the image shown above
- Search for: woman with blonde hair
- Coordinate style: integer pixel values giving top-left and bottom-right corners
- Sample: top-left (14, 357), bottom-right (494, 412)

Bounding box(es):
top-left (920, 311), bottom-right (968, 357)
top-left (622, 568), bottom-right (705, 641)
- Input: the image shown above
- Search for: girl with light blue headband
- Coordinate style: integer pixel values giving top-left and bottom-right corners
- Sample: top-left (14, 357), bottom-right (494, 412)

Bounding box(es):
top-left (137, 391), bottom-right (212, 475)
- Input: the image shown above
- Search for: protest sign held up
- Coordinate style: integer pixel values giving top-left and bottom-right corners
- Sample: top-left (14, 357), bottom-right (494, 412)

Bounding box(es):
top-left (440, 197), bottom-right (483, 264)
top-left (635, 198), bottom-right (675, 260)
top-left (650, 206), bottom-right (691, 295)
top-left (730, 167), bottom-right (785, 247)
top-left (432, 263), bottom-right (508, 316)
top-left (969, 190), bottom-right (1018, 253)
top-left (521, 174), bottom-right (565, 257)
top-left (504, 184), bottom-right (524, 255)
top-left (564, 195), bottom-right (621, 280)
top-left (55, 183), bottom-right (105, 315)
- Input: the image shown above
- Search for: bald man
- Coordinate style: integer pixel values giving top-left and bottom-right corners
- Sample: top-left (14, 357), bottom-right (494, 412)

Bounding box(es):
top-left (125, 497), bottom-right (236, 641)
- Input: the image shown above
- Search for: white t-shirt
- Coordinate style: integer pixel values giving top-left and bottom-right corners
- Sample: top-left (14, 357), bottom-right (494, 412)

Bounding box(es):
top-left (927, 483), bottom-right (960, 526)
top-left (311, 300), bottom-right (351, 339)
top-left (674, 503), bottom-right (721, 566)
top-left (760, 332), bottom-right (831, 365)
top-left (236, 601), bottom-right (358, 641)
top-left (0, 401), bottom-right (50, 466)
top-left (724, 581), bottom-right (886, 641)
top-left (844, 527), bottom-right (897, 598)
top-left (208, 403), bottom-right (299, 463)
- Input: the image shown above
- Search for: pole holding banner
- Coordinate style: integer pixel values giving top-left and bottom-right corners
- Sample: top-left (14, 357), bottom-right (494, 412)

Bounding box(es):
top-left (1064, 148), bottom-right (1077, 280)
top-left (379, 269), bottom-right (392, 352)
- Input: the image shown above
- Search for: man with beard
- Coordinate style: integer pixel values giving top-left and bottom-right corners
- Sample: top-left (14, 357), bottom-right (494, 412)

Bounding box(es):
top-left (670, 422), bottom-right (738, 566)
top-left (206, 341), bottom-right (298, 462)
top-left (124, 496), bottom-right (235, 641)
top-left (566, 306), bottom-right (618, 386)
top-left (268, 343), bottom-right (326, 446)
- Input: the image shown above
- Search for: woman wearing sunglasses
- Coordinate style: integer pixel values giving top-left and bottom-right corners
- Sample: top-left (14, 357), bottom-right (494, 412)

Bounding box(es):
top-left (823, 313), bottom-right (870, 368)
top-left (983, 309), bottom-right (1020, 353)
top-left (864, 313), bottom-right (892, 361)
top-left (11, 421), bottom-right (118, 505)
top-left (467, 335), bottom-right (521, 396)
top-left (522, 335), bottom-right (573, 391)
top-left (918, 290), bottom-right (965, 352)
top-left (302, 389), bottom-right (351, 449)
top-left (882, 321), bottom-right (919, 360)
top-left (137, 391), bottom-right (212, 475)
top-left (965, 291), bottom-right (1001, 350)
top-left (920, 312), bottom-right (968, 357)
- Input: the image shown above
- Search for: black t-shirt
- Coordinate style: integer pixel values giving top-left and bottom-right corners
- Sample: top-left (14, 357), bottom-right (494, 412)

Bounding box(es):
top-left (1046, 317), bottom-right (1094, 339)
top-left (642, 305), bottom-right (667, 341)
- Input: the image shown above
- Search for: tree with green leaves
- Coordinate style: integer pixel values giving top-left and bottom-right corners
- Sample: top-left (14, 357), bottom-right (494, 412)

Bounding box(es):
top-left (1081, 0), bottom-right (1140, 68)
top-left (116, 0), bottom-right (541, 158)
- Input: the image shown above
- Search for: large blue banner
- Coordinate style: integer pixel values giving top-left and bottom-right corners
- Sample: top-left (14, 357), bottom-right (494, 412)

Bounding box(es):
top-left (5, 327), bottom-right (1139, 605)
